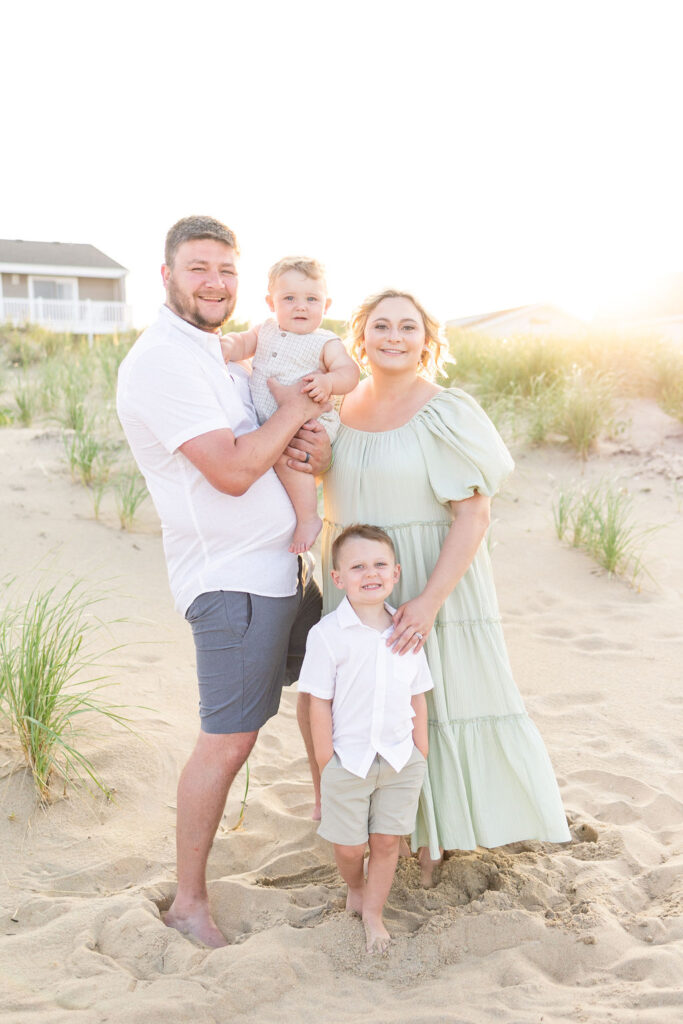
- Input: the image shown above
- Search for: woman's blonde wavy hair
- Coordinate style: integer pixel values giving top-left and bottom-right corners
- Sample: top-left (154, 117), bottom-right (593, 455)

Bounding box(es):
top-left (348, 289), bottom-right (450, 381)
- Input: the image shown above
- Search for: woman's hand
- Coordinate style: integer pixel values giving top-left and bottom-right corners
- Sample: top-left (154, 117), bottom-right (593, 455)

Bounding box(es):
top-left (286, 419), bottom-right (332, 475)
top-left (389, 594), bottom-right (440, 655)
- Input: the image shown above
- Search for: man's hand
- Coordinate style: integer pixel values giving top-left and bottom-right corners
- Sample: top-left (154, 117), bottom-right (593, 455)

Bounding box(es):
top-left (302, 373), bottom-right (333, 403)
top-left (267, 378), bottom-right (330, 421)
top-left (286, 419), bottom-right (332, 475)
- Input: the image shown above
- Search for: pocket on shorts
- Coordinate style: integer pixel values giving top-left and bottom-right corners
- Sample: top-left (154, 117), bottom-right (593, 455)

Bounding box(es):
top-left (184, 590), bottom-right (253, 642)
top-left (184, 591), bottom-right (216, 623)
top-left (221, 591), bottom-right (253, 641)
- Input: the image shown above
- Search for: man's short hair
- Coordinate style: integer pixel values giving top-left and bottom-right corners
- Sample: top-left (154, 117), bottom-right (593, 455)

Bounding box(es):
top-left (267, 256), bottom-right (326, 293)
top-left (165, 216), bottom-right (239, 267)
top-left (331, 524), bottom-right (396, 569)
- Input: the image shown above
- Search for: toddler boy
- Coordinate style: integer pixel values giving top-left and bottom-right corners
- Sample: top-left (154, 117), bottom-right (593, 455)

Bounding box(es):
top-left (221, 257), bottom-right (358, 552)
top-left (298, 524), bottom-right (433, 953)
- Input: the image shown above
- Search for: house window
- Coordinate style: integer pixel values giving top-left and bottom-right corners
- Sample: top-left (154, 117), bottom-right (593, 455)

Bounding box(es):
top-left (30, 277), bottom-right (77, 301)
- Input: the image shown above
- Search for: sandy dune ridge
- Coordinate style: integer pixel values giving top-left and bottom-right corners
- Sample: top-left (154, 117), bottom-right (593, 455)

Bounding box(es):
top-left (0, 400), bottom-right (681, 1023)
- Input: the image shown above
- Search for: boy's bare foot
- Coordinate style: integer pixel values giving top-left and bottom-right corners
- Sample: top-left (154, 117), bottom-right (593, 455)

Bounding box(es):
top-left (289, 515), bottom-right (323, 554)
top-left (363, 913), bottom-right (392, 954)
top-left (345, 885), bottom-right (364, 917)
top-left (164, 901), bottom-right (227, 948)
top-left (418, 846), bottom-right (443, 889)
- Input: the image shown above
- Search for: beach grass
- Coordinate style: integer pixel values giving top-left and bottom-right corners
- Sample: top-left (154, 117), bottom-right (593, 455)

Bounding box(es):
top-left (62, 421), bottom-right (116, 487)
top-left (556, 369), bottom-right (618, 459)
top-left (0, 579), bottom-right (130, 802)
top-left (442, 327), bottom-right (682, 452)
top-left (114, 468), bottom-right (149, 530)
top-left (552, 481), bottom-right (655, 583)
top-left (14, 380), bottom-right (38, 426)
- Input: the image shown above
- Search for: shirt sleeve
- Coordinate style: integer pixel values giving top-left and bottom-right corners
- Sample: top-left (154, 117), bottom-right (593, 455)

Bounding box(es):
top-left (124, 344), bottom-right (232, 454)
top-left (411, 648), bottom-right (434, 695)
top-left (296, 626), bottom-right (337, 699)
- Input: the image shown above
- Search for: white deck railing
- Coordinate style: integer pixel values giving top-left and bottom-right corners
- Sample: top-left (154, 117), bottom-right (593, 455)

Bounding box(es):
top-left (0, 297), bottom-right (132, 336)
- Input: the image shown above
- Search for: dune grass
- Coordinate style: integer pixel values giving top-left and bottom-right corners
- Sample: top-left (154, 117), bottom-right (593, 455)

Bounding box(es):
top-left (14, 380), bottom-right (38, 426)
top-left (114, 468), bottom-right (149, 530)
top-left (444, 327), bottom-right (683, 450)
top-left (552, 481), bottom-right (656, 584)
top-left (0, 579), bottom-right (130, 802)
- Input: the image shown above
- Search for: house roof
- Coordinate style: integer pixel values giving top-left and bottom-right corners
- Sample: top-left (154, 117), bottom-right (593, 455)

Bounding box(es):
top-left (447, 303), bottom-right (583, 330)
top-left (0, 239), bottom-right (126, 273)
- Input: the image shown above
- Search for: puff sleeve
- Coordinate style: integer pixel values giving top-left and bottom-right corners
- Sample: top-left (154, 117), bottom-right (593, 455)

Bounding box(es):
top-left (412, 388), bottom-right (514, 504)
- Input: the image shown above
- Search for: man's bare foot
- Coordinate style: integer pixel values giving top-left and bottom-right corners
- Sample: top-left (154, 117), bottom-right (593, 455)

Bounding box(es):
top-left (345, 884), bottom-right (364, 917)
top-left (363, 913), bottom-right (392, 954)
top-left (289, 515), bottom-right (322, 554)
top-left (164, 901), bottom-right (227, 948)
top-left (418, 846), bottom-right (443, 889)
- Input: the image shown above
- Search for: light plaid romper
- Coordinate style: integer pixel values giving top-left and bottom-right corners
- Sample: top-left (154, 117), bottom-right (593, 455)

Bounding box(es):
top-left (249, 319), bottom-right (341, 441)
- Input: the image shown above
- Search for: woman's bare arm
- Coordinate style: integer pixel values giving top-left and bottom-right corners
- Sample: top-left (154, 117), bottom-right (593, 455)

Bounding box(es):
top-left (389, 492), bottom-right (491, 654)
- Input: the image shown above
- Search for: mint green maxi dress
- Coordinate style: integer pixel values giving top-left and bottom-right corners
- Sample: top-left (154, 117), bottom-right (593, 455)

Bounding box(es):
top-left (321, 389), bottom-right (571, 858)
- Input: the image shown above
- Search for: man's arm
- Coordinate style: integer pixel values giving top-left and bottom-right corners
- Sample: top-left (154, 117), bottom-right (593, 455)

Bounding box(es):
top-left (285, 419), bottom-right (332, 475)
top-left (179, 382), bottom-right (327, 496)
top-left (309, 695), bottom-right (334, 772)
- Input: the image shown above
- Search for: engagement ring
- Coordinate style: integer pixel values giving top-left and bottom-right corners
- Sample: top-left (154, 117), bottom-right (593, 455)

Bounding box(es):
top-left (415, 632), bottom-right (424, 640)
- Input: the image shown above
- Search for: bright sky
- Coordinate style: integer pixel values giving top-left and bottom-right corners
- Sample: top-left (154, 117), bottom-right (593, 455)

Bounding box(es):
top-left (2, 0), bottom-right (681, 327)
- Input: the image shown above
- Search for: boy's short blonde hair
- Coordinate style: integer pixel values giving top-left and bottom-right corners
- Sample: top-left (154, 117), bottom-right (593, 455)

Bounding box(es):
top-left (349, 289), bottom-right (450, 381)
top-left (331, 523), bottom-right (397, 569)
top-left (267, 256), bottom-right (327, 293)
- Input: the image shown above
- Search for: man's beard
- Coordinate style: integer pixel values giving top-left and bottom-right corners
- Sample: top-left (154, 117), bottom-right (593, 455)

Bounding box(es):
top-left (166, 279), bottom-right (235, 332)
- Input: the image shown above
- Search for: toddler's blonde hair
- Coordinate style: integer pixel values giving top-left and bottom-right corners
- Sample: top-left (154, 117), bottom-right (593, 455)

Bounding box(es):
top-left (267, 256), bottom-right (327, 293)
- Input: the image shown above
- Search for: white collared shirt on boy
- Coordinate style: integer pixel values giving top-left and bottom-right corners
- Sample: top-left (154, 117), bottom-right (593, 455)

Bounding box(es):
top-left (297, 597), bottom-right (434, 779)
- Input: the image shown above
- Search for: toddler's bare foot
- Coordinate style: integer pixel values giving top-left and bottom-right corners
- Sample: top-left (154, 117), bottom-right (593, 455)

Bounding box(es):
top-left (289, 515), bottom-right (322, 554)
top-left (346, 885), bottom-right (364, 917)
top-left (363, 912), bottom-right (392, 954)
top-left (418, 846), bottom-right (443, 889)
top-left (164, 901), bottom-right (227, 948)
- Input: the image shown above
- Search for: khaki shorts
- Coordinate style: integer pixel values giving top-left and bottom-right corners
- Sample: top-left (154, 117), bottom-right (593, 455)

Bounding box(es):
top-left (318, 747), bottom-right (426, 847)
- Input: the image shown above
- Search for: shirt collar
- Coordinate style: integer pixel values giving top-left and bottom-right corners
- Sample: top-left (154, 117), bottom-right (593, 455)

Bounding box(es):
top-left (335, 595), bottom-right (396, 637)
top-left (160, 304), bottom-right (224, 359)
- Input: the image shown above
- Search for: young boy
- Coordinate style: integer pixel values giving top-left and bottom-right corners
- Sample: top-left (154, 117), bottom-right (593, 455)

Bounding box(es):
top-left (221, 257), bottom-right (359, 553)
top-left (297, 524), bottom-right (433, 954)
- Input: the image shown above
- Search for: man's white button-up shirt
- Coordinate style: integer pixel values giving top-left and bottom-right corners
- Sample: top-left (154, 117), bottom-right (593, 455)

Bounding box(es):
top-left (117, 305), bottom-right (297, 615)
top-left (298, 597), bottom-right (434, 778)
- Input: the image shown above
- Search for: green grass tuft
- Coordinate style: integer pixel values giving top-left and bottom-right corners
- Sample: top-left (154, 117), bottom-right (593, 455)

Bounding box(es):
top-left (0, 579), bottom-right (131, 802)
top-left (552, 481), bottom-right (656, 584)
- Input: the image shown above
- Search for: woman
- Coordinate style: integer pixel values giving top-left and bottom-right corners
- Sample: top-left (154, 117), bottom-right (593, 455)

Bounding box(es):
top-left (296, 289), bottom-right (570, 884)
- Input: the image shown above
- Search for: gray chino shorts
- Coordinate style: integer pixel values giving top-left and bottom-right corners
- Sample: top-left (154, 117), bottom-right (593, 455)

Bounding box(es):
top-left (185, 560), bottom-right (322, 734)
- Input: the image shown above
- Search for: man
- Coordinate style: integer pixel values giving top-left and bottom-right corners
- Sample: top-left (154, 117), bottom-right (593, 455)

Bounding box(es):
top-left (117, 216), bottom-right (329, 947)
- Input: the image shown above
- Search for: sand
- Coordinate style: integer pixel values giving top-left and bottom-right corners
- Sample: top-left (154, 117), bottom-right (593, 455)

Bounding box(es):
top-left (0, 398), bottom-right (681, 1023)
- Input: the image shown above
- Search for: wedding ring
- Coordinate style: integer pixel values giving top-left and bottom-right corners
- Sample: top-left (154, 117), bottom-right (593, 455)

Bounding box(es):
top-left (304, 452), bottom-right (311, 464)
top-left (415, 632), bottom-right (424, 640)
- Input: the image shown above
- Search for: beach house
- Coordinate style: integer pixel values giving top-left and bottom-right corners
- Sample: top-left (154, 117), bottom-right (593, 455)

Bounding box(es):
top-left (0, 239), bottom-right (131, 338)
